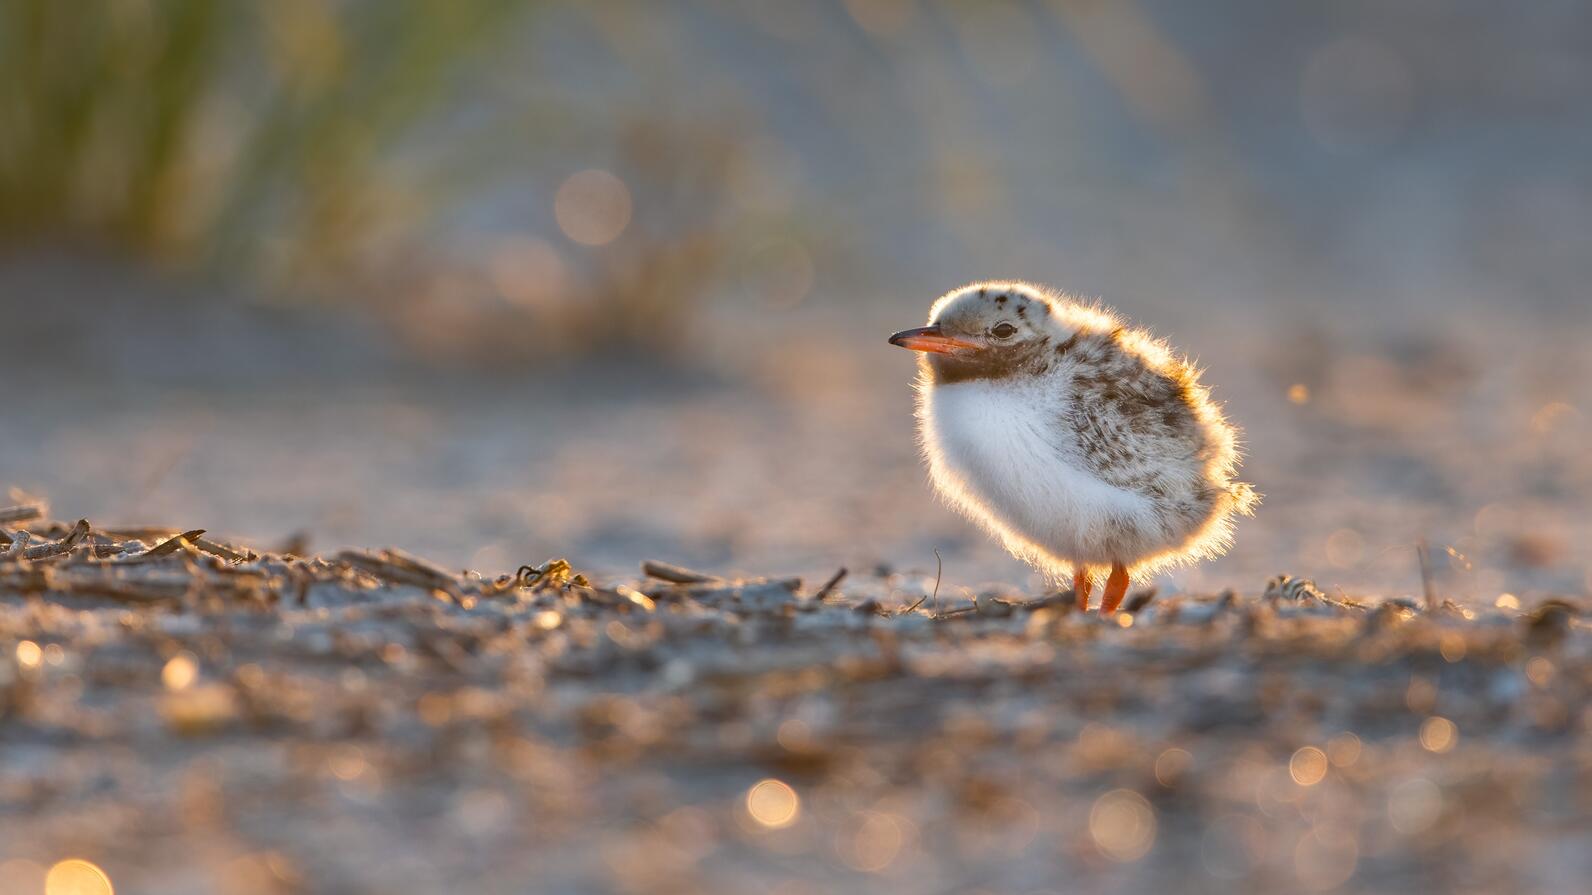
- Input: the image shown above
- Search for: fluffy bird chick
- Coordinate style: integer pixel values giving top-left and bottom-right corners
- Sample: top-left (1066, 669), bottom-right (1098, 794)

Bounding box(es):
top-left (890, 281), bottom-right (1257, 614)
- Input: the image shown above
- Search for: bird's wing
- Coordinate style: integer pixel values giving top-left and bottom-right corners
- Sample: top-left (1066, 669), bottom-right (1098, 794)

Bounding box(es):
top-left (1065, 334), bottom-right (1215, 509)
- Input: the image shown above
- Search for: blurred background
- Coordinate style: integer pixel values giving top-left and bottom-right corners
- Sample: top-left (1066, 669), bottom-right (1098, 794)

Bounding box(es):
top-left (3, 0), bottom-right (1589, 604)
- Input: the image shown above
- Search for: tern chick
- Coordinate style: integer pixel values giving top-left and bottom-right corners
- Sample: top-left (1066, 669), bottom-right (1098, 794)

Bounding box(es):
top-left (890, 281), bottom-right (1257, 614)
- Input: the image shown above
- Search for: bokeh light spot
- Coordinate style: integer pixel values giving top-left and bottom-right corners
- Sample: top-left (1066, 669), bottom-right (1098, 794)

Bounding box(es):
top-left (488, 236), bottom-right (568, 308)
top-left (1529, 401), bottom-right (1578, 436)
top-left (15, 640), bottom-right (42, 669)
top-left (1473, 503), bottom-right (1511, 537)
top-left (1289, 746), bottom-right (1328, 786)
top-left (1326, 733), bottom-right (1361, 767)
top-left (1525, 656), bottom-right (1555, 687)
top-left (416, 692), bottom-right (452, 727)
top-left (839, 811), bottom-right (906, 873)
top-left (1089, 789), bottom-right (1156, 862)
top-left (746, 778), bottom-right (800, 830)
top-left (1154, 747), bottom-right (1192, 787)
top-left (1294, 831), bottom-right (1358, 891)
top-left (555, 169), bottom-right (632, 246)
top-left (1404, 677), bottom-right (1436, 714)
top-left (1418, 716), bottom-right (1457, 753)
top-left (45, 859), bottom-right (113, 895)
top-left (776, 719), bottom-right (812, 752)
top-left (1287, 383), bottom-right (1310, 404)
top-left (162, 653), bottom-right (198, 691)
top-left (328, 745), bottom-right (368, 781)
top-left (1387, 778), bottom-right (1443, 834)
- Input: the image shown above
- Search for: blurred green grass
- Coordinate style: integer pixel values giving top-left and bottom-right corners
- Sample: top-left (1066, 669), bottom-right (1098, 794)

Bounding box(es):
top-left (0, 0), bottom-right (812, 364)
top-left (0, 0), bottom-right (523, 291)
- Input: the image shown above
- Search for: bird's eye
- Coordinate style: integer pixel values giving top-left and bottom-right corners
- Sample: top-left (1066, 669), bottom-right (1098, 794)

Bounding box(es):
top-left (990, 323), bottom-right (1018, 339)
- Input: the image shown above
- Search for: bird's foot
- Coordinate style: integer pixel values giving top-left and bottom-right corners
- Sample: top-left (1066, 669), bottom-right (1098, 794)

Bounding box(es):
top-left (1073, 568), bottom-right (1093, 612)
top-left (1099, 562), bottom-right (1130, 615)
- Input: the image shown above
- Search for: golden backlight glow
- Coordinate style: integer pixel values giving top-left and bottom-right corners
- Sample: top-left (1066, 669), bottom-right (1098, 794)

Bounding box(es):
top-left (745, 779), bottom-right (800, 829)
top-left (45, 859), bottom-right (113, 895)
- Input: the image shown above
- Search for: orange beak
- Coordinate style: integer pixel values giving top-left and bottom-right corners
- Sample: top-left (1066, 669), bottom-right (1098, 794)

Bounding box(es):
top-left (888, 325), bottom-right (978, 355)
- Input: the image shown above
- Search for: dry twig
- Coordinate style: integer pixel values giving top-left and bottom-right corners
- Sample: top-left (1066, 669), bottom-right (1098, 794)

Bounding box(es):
top-left (193, 536), bottom-right (253, 563)
top-left (0, 504), bottom-right (44, 526)
top-left (814, 567), bottom-right (848, 601)
top-left (13, 519), bottom-right (90, 562)
top-left (642, 560), bottom-right (719, 585)
top-left (1416, 540), bottom-right (1437, 611)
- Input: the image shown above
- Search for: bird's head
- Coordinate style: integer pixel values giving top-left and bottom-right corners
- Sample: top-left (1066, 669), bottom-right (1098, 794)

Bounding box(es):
top-left (889, 281), bottom-right (1080, 384)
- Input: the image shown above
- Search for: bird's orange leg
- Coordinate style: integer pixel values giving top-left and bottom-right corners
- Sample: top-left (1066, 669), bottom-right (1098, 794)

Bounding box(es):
top-left (1100, 562), bottom-right (1130, 615)
top-left (1073, 567), bottom-right (1093, 612)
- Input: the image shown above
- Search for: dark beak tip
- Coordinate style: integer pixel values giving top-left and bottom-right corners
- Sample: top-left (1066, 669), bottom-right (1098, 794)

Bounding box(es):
top-left (888, 325), bottom-right (938, 347)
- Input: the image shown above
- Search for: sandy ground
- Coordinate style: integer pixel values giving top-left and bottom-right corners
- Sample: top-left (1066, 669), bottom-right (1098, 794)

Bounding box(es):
top-left (2, 268), bottom-right (1590, 895)
top-left (0, 520), bottom-right (1587, 895)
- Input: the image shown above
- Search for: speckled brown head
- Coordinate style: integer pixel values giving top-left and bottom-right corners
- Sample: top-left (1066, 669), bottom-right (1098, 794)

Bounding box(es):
top-left (888, 281), bottom-right (1080, 384)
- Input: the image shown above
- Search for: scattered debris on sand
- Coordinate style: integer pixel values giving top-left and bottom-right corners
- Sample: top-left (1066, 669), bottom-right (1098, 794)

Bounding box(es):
top-left (0, 504), bottom-right (1587, 894)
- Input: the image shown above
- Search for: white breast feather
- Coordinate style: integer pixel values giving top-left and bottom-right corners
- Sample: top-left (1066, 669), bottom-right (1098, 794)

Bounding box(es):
top-left (919, 377), bottom-right (1155, 579)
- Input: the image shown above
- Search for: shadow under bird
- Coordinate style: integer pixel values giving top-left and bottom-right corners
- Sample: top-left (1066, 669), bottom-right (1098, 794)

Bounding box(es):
top-left (890, 281), bottom-right (1258, 614)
